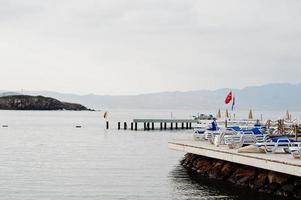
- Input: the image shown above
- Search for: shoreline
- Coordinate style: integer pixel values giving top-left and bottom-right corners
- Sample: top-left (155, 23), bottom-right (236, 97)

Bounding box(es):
top-left (181, 153), bottom-right (301, 199)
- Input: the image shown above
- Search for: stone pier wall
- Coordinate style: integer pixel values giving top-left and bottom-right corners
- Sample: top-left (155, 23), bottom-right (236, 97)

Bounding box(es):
top-left (181, 153), bottom-right (301, 199)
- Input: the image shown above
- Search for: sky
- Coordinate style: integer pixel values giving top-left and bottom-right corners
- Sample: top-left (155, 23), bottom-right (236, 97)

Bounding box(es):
top-left (1, 0), bottom-right (301, 95)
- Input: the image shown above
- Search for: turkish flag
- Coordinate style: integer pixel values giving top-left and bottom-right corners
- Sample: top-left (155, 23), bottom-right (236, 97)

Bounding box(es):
top-left (224, 91), bottom-right (232, 104)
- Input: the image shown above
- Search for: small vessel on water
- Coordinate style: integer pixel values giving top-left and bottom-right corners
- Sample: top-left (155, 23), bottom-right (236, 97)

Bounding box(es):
top-left (192, 113), bottom-right (214, 120)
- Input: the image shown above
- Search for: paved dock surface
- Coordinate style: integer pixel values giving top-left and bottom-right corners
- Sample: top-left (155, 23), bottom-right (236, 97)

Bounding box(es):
top-left (169, 139), bottom-right (301, 177)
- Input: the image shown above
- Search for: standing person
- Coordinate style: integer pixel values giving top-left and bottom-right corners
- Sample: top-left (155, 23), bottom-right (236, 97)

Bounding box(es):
top-left (208, 118), bottom-right (218, 131)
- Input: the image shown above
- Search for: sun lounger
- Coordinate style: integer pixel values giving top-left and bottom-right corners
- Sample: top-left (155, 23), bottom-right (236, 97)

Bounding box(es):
top-left (256, 136), bottom-right (301, 153)
top-left (289, 147), bottom-right (301, 158)
top-left (224, 128), bottom-right (268, 149)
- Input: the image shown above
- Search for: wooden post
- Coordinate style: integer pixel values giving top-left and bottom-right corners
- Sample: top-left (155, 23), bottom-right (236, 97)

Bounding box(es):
top-left (160, 122), bottom-right (163, 130)
top-left (147, 122), bottom-right (150, 130)
top-left (118, 122), bottom-right (121, 130)
top-left (152, 122), bottom-right (154, 130)
top-left (225, 120), bottom-right (228, 128)
top-left (124, 122), bottom-right (127, 130)
top-left (295, 124), bottom-right (298, 141)
top-left (144, 122), bottom-right (146, 130)
top-left (175, 123), bottom-right (178, 129)
top-left (182, 122), bottom-right (184, 129)
top-left (106, 121), bottom-right (109, 129)
top-left (131, 122), bottom-right (133, 130)
top-left (164, 122), bottom-right (167, 130)
top-left (189, 123), bottom-right (192, 129)
top-left (170, 122), bottom-right (173, 130)
top-left (135, 122), bottom-right (137, 131)
top-left (186, 122), bottom-right (189, 129)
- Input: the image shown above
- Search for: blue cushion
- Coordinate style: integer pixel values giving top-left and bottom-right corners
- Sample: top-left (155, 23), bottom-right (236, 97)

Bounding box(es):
top-left (227, 126), bottom-right (241, 131)
top-left (271, 136), bottom-right (289, 143)
top-left (251, 128), bottom-right (262, 135)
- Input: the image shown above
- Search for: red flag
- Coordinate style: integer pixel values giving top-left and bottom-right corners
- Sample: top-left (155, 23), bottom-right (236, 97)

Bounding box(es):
top-left (224, 91), bottom-right (232, 104)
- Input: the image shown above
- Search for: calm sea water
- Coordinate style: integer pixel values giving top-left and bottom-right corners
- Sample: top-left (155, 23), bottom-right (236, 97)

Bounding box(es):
top-left (0, 109), bottom-right (297, 200)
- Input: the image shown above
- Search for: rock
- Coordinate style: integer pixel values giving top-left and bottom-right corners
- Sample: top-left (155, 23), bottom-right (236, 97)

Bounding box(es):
top-left (209, 161), bottom-right (223, 179)
top-left (267, 182), bottom-right (280, 193)
top-left (258, 187), bottom-right (266, 193)
top-left (196, 160), bottom-right (212, 174)
top-left (293, 188), bottom-right (301, 199)
top-left (220, 163), bottom-right (233, 178)
top-left (234, 168), bottom-right (255, 178)
top-left (228, 176), bottom-right (237, 184)
top-left (233, 168), bottom-right (256, 187)
top-left (293, 178), bottom-right (301, 187)
top-left (182, 154), bottom-right (195, 166)
top-left (268, 171), bottom-right (289, 185)
top-left (237, 176), bottom-right (250, 187)
top-left (275, 190), bottom-right (283, 196)
top-left (180, 154), bottom-right (300, 199)
top-left (250, 172), bottom-right (267, 190)
top-left (282, 184), bottom-right (294, 193)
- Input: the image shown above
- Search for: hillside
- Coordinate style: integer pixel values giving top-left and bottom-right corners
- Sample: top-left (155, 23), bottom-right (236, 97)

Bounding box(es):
top-left (0, 95), bottom-right (90, 111)
top-left (1, 83), bottom-right (300, 111)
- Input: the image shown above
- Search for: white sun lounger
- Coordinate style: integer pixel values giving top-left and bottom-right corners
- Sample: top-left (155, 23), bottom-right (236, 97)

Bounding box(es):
top-left (256, 137), bottom-right (301, 154)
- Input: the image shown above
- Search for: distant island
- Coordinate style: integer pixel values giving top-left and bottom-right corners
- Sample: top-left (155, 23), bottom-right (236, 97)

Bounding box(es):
top-left (0, 95), bottom-right (92, 111)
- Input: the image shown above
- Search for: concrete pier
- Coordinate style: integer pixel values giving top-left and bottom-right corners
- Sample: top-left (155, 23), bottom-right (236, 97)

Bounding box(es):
top-left (169, 139), bottom-right (301, 177)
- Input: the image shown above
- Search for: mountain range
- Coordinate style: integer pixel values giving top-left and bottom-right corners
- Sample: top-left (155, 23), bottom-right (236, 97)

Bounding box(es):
top-left (0, 83), bottom-right (300, 111)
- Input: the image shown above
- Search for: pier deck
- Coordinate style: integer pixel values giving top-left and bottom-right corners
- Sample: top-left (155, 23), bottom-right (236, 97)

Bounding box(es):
top-left (168, 139), bottom-right (301, 177)
top-left (133, 119), bottom-right (198, 123)
top-left (133, 119), bottom-right (199, 130)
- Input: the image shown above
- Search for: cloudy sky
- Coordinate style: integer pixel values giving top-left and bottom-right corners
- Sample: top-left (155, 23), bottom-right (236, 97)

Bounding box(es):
top-left (1, 0), bottom-right (300, 95)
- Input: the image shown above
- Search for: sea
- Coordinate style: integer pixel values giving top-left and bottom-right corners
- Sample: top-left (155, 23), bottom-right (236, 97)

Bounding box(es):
top-left (0, 109), bottom-right (298, 200)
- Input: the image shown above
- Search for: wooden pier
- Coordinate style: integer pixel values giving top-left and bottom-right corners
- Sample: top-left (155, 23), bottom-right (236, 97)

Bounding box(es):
top-left (133, 119), bottom-right (198, 131)
top-left (105, 119), bottom-right (198, 131)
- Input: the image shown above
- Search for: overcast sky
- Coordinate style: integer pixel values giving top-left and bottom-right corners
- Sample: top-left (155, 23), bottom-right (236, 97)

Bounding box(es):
top-left (0, 0), bottom-right (300, 95)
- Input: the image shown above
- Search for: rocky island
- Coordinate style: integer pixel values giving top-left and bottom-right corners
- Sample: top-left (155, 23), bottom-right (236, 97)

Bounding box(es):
top-left (0, 95), bottom-right (91, 111)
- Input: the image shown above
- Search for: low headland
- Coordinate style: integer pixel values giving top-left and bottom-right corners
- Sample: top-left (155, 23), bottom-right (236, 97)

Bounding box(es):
top-left (0, 95), bottom-right (92, 111)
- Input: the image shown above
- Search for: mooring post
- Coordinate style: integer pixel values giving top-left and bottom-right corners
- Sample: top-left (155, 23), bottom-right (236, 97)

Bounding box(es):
top-left (147, 122), bottom-right (150, 130)
top-left (189, 123), bottom-right (192, 129)
top-left (131, 122), bottom-right (133, 130)
top-left (135, 122), bottom-right (137, 131)
top-left (170, 122), bottom-right (173, 130)
top-left (160, 122), bottom-right (163, 130)
top-left (118, 122), bottom-right (121, 130)
top-left (152, 122), bottom-right (154, 130)
top-left (106, 121), bottom-right (109, 129)
top-left (164, 122), bottom-right (167, 130)
top-left (175, 123), bottom-right (178, 129)
top-left (124, 122), bottom-right (127, 130)
top-left (225, 120), bottom-right (228, 128)
top-left (295, 124), bottom-right (298, 141)
top-left (144, 122), bottom-right (146, 130)
top-left (182, 122), bottom-right (184, 129)
top-left (186, 122), bottom-right (189, 129)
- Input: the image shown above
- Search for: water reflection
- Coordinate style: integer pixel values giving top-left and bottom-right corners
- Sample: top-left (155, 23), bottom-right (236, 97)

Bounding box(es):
top-left (168, 165), bottom-right (281, 200)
